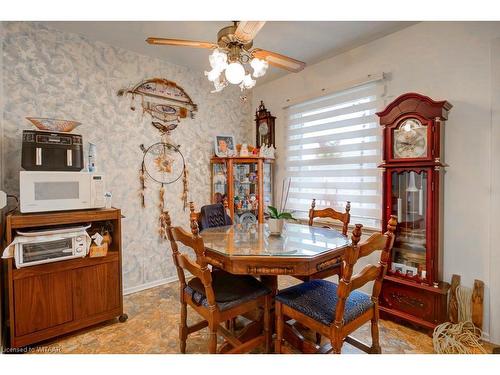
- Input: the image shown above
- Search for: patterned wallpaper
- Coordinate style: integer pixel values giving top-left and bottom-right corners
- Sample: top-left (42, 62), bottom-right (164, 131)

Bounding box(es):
top-left (1, 22), bottom-right (252, 291)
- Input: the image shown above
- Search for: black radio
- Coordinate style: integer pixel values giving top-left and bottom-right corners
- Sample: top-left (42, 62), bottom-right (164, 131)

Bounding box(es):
top-left (22, 130), bottom-right (84, 171)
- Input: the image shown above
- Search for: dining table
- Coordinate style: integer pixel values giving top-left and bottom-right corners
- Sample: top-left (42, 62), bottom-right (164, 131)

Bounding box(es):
top-left (199, 221), bottom-right (351, 353)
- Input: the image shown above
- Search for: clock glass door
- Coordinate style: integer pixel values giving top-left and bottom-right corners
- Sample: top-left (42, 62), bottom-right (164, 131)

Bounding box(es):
top-left (389, 170), bottom-right (428, 282)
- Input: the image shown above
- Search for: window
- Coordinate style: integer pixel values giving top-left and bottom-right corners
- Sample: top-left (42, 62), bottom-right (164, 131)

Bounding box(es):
top-left (285, 80), bottom-right (385, 229)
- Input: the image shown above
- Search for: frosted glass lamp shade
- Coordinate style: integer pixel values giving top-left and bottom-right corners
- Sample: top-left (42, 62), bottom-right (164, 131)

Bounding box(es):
top-left (250, 58), bottom-right (268, 78)
top-left (225, 62), bottom-right (245, 84)
top-left (209, 49), bottom-right (228, 71)
top-left (205, 68), bottom-right (221, 82)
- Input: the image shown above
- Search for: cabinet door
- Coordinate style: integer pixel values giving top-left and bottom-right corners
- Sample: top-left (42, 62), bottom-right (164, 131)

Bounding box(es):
top-left (73, 262), bottom-right (120, 320)
top-left (14, 271), bottom-right (73, 336)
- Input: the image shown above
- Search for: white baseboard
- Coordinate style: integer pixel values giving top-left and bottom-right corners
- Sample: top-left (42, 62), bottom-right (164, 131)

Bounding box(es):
top-left (123, 275), bottom-right (178, 295)
top-left (123, 272), bottom-right (193, 296)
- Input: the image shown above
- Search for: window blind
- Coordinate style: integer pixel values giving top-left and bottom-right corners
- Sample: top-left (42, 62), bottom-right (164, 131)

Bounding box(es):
top-left (285, 80), bottom-right (385, 229)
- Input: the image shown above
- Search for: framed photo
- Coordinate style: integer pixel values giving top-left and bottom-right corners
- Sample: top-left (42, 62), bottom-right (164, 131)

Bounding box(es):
top-left (214, 135), bottom-right (236, 157)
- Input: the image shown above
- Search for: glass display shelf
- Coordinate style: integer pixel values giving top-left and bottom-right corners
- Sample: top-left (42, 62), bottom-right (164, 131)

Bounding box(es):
top-left (233, 163), bottom-right (258, 224)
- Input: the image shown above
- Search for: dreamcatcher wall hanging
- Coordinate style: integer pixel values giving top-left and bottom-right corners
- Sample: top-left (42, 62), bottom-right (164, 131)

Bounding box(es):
top-left (118, 78), bottom-right (197, 234)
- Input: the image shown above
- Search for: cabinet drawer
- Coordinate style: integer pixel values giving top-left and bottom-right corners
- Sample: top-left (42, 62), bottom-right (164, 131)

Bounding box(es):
top-left (14, 270), bottom-right (73, 336)
top-left (380, 280), bottom-right (435, 322)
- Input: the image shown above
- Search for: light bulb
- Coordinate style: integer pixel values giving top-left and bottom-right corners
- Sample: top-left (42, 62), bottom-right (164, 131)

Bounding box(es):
top-left (250, 58), bottom-right (268, 78)
top-left (225, 62), bottom-right (245, 84)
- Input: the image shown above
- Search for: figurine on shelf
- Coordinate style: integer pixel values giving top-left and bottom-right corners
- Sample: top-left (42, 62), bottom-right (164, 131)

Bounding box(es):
top-left (239, 143), bottom-right (249, 157)
top-left (259, 144), bottom-right (276, 159)
top-left (248, 172), bottom-right (257, 183)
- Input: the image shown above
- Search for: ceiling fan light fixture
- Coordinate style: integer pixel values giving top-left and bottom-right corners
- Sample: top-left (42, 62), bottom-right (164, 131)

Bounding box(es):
top-left (205, 68), bottom-right (221, 82)
top-left (209, 49), bottom-right (228, 71)
top-left (250, 58), bottom-right (268, 78)
top-left (240, 74), bottom-right (256, 90)
top-left (210, 76), bottom-right (228, 93)
top-left (225, 62), bottom-right (245, 85)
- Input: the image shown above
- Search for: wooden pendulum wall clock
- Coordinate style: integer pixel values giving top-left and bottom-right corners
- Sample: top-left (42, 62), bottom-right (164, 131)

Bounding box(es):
top-left (255, 101), bottom-right (276, 148)
top-left (377, 93), bottom-right (453, 331)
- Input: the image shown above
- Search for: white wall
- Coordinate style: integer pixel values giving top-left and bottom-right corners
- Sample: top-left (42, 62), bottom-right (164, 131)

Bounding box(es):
top-left (490, 37), bottom-right (500, 346)
top-left (253, 21), bottom-right (500, 343)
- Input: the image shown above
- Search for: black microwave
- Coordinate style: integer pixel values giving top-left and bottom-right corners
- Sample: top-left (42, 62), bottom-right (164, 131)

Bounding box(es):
top-left (22, 130), bottom-right (84, 171)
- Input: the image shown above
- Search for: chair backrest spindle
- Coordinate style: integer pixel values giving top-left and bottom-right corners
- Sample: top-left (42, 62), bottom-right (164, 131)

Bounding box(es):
top-left (333, 215), bottom-right (397, 326)
top-left (162, 209), bottom-right (217, 309)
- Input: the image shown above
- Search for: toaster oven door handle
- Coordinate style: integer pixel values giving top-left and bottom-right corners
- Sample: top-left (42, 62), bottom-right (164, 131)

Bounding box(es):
top-left (35, 147), bottom-right (42, 166)
top-left (67, 149), bottom-right (73, 166)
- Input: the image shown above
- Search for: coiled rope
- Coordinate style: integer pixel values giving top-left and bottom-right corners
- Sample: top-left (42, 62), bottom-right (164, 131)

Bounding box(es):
top-left (432, 286), bottom-right (487, 354)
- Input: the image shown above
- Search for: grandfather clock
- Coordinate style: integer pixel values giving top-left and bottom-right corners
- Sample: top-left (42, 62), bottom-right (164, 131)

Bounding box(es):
top-left (377, 93), bottom-right (452, 331)
top-left (255, 101), bottom-right (276, 148)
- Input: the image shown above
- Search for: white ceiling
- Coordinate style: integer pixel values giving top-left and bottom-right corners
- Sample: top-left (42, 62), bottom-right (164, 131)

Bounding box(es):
top-left (44, 21), bottom-right (416, 84)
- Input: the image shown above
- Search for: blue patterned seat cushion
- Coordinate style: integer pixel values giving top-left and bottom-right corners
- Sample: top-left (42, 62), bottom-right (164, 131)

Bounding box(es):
top-left (185, 270), bottom-right (270, 311)
top-left (275, 279), bottom-right (373, 326)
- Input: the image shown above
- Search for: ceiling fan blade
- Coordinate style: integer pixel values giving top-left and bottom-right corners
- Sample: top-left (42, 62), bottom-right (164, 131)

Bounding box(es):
top-left (234, 21), bottom-right (266, 44)
top-left (252, 49), bottom-right (306, 73)
top-left (146, 37), bottom-right (217, 49)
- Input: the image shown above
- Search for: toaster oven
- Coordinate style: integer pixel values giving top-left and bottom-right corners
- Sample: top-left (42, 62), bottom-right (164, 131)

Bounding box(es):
top-left (13, 226), bottom-right (91, 268)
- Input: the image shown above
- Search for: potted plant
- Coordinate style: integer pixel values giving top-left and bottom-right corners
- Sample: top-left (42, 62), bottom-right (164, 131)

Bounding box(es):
top-left (267, 206), bottom-right (296, 235)
top-left (266, 178), bottom-right (296, 235)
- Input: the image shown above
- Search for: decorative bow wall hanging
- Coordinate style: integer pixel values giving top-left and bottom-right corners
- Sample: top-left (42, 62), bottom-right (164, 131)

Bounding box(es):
top-left (118, 78), bottom-right (197, 237)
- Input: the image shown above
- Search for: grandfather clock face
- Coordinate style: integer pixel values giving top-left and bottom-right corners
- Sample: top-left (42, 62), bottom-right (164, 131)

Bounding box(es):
top-left (393, 118), bottom-right (428, 159)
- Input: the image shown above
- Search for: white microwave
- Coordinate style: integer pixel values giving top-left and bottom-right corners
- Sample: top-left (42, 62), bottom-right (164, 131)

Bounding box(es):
top-left (20, 171), bottom-right (105, 213)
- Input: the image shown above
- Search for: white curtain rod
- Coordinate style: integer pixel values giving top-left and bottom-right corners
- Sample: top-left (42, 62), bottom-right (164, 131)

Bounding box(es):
top-left (282, 72), bottom-right (387, 109)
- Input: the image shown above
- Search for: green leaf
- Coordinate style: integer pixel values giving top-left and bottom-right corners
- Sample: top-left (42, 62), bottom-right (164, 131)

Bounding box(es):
top-left (278, 212), bottom-right (295, 220)
top-left (267, 206), bottom-right (279, 219)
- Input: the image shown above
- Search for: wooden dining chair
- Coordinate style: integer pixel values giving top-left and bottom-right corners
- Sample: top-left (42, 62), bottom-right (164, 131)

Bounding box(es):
top-left (161, 210), bottom-right (272, 354)
top-left (192, 200), bottom-right (232, 231)
top-left (309, 198), bottom-right (351, 236)
top-left (275, 215), bottom-right (397, 354)
top-left (294, 199), bottom-right (351, 282)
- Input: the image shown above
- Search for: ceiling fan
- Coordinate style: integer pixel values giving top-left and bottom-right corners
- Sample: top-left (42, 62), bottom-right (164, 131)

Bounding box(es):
top-left (146, 21), bottom-right (306, 92)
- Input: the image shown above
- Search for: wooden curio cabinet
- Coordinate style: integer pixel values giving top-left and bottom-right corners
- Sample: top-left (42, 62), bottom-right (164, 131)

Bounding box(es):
top-left (377, 93), bottom-right (452, 331)
top-left (210, 157), bottom-right (274, 224)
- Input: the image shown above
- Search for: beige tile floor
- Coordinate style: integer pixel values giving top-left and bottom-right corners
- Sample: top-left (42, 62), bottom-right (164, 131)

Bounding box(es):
top-left (29, 276), bottom-right (459, 354)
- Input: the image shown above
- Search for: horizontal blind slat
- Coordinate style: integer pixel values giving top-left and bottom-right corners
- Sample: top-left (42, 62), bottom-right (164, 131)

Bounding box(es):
top-left (287, 181), bottom-right (380, 190)
top-left (288, 100), bottom-right (382, 127)
top-left (286, 140), bottom-right (380, 157)
top-left (287, 83), bottom-right (385, 116)
top-left (287, 114), bottom-right (379, 136)
top-left (287, 154), bottom-right (380, 167)
top-left (286, 169), bottom-right (380, 178)
top-left (287, 127), bottom-right (379, 147)
top-left (288, 192), bottom-right (380, 204)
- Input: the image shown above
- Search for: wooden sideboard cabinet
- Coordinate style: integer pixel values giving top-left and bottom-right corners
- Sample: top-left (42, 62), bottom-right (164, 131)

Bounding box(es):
top-left (2, 208), bottom-right (127, 348)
